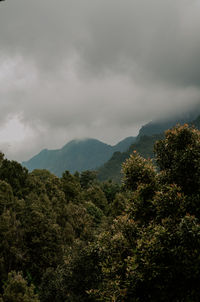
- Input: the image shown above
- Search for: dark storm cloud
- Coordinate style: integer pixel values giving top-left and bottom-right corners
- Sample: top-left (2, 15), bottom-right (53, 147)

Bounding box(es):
top-left (1, 0), bottom-right (200, 84)
top-left (0, 0), bottom-right (199, 161)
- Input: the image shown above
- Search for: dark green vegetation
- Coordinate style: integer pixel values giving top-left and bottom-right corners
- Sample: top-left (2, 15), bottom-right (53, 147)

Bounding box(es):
top-left (98, 114), bottom-right (200, 182)
top-left (98, 134), bottom-right (163, 182)
top-left (22, 137), bottom-right (136, 177)
top-left (0, 123), bottom-right (200, 301)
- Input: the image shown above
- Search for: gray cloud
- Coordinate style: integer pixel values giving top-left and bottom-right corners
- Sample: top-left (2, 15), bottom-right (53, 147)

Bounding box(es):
top-left (0, 0), bottom-right (199, 161)
top-left (1, 0), bottom-right (200, 83)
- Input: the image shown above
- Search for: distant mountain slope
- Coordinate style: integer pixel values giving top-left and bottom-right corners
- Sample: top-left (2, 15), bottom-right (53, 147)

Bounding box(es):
top-left (98, 134), bottom-right (163, 183)
top-left (22, 110), bottom-right (200, 179)
top-left (112, 136), bottom-right (137, 152)
top-left (138, 107), bottom-right (200, 138)
top-left (191, 115), bottom-right (200, 129)
top-left (22, 137), bottom-right (136, 176)
top-left (98, 114), bottom-right (200, 183)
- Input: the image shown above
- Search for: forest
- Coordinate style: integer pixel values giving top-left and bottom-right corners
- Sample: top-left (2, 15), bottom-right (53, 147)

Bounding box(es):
top-left (0, 123), bottom-right (200, 301)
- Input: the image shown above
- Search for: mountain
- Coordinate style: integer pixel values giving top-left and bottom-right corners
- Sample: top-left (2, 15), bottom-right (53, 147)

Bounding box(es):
top-left (192, 115), bottom-right (200, 129)
top-left (138, 106), bottom-right (200, 138)
top-left (97, 134), bottom-right (163, 183)
top-left (97, 114), bottom-right (200, 183)
top-left (23, 109), bottom-right (200, 179)
top-left (112, 136), bottom-right (137, 152)
top-left (22, 137), bottom-right (136, 176)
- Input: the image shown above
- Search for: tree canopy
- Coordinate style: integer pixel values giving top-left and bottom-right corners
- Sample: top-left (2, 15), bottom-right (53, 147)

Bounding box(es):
top-left (0, 124), bottom-right (199, 301)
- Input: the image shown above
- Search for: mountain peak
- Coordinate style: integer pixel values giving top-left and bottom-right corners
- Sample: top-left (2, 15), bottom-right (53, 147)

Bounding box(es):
top-left (22, 136), bottom-right (136, 176)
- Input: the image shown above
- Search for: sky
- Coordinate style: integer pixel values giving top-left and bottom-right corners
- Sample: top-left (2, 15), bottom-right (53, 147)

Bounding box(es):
top-left (0, 0), bottom-right (200, 162)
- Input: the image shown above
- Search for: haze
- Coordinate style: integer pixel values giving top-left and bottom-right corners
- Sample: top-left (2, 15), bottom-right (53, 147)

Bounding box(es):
top-left (0, 0), bottom-right (199, 161)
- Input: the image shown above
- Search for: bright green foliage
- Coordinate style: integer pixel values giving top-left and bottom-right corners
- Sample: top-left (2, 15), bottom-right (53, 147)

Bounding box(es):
top-left (1, 271), bottom-right (39, 302)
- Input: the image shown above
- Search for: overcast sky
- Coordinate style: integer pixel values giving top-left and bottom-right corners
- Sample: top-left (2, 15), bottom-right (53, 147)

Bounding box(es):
top-left (0, 0), bottom-right (200, 161)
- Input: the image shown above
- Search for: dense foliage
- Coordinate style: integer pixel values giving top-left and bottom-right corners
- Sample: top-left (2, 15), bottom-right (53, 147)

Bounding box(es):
top-left (0, 124), bottom-right (200, 301)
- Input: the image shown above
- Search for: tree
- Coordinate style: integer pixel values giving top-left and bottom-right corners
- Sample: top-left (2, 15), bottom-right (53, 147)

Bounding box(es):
top-left (21, 193), bottom-right (63, 285)
top-left (0, 271), bottom-right (39, 302)
top-left (80, 170), bottom-right (97, 189)
top-left (0, 210), bottom-right (24, 287)
top-left (154, 124), bottom-right (200, 195)
top-left (0, 181), bottom-right (14, 215)
top-left (61, 170), bottom-right (81, 202)
top-left (122, 151), bottom-right (156, 191)
top-left (88, 124), bottom-right (200, 301)
top-left (100, 180), bottom-right (120, 204)
top-left (83, 185), bottom-right (108, 214)
top-left (0, 159), bottom-right (28, 198)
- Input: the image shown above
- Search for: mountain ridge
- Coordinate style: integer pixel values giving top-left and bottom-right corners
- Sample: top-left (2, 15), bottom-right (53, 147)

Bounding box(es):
top-left (22, 136), bottom-right (136, 176)
top-left (138, 106), bottom-right (200, 138)
top-left (22, 109), bottom-right (200, 179)
top-left (97, 114), bottom-right (200, 183)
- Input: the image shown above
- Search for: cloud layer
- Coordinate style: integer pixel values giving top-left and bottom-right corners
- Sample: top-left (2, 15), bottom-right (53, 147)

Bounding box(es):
top-left (0, 0), bottom-right (199, 161)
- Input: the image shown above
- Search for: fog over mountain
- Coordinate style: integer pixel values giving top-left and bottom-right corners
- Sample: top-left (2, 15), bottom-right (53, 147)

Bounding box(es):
top-left (22, 136), bottom-right (136, 176)
top-left (0, 0), bottom-right (199, 161)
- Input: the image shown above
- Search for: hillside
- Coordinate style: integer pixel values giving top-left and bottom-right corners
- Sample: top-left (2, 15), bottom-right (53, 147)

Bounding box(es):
top-left (97, 134), bottom-right (163, 183)
top-left (192, 115), bottom-right (200, 129)
top-left (98, 114), bottom-right (200, 183)
top-left (22, 111), bottom-right (200, 179)
top-left (22, 137), bottom-right (136, 176)
top-left (138, 106), bottom-right (200, 137)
